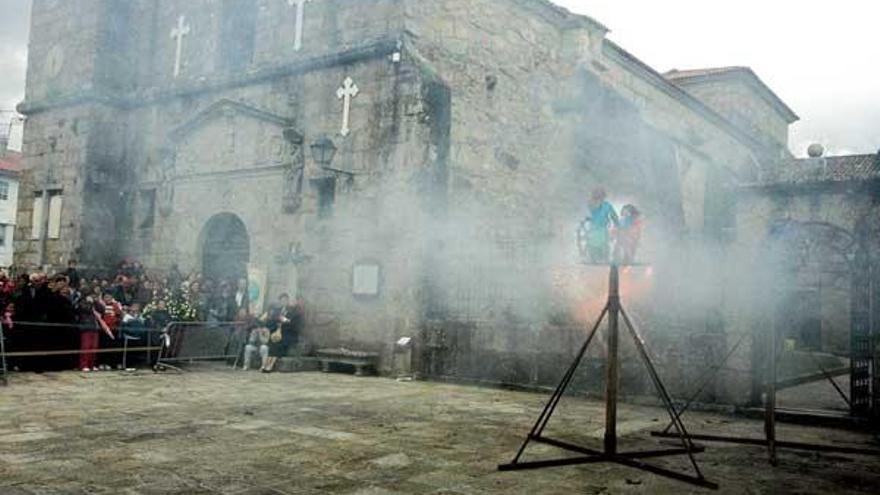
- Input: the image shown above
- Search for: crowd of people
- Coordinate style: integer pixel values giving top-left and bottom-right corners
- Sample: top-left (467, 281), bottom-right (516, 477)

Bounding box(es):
top-left (1, 259), bottom-right (304, 374)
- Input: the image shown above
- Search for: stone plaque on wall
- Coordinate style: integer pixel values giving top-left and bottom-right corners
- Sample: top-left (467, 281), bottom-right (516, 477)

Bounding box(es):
top-left (352, 262), bottom-right (381, 297)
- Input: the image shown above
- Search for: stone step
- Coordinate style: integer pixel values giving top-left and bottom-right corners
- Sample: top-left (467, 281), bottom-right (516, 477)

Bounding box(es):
top-left (275, 356), bottom-right (322, 373)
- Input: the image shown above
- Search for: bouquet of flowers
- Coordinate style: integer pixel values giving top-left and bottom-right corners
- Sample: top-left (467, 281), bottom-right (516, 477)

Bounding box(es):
top-left (143, 288), bottom-right (198, 322)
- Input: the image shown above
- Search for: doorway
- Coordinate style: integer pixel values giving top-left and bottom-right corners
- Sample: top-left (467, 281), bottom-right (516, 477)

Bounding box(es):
top-left (201, 213), bottom-right (250, 283)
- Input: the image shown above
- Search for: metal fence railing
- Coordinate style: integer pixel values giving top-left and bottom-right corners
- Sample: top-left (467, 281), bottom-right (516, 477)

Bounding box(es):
top-left (0, 320), bottom-right (246, 385)
top-left (154, 321), bottom-right (243, 372)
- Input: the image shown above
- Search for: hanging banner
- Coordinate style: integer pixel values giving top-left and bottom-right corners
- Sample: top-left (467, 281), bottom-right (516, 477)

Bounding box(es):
top-left (247, 264), bottom-right (268, 315)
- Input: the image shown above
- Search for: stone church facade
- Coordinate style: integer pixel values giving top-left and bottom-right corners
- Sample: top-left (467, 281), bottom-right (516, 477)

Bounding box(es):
top-left (20, 0), bottom-right (876, 410)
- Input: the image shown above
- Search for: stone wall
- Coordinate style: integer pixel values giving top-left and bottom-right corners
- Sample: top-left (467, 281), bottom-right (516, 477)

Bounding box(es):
top-left (122, 52), bottom-right (444, 371)
top-left (403, 0), bottom-right (767, 402)
top-left (15, 0), bottom-right (801, 402)
top-left (676, 77), bottom-right (791, 152)
top-left (728, 172), bottom-right (880, 409)
top-left (24, 0), bottom-right (103, 103)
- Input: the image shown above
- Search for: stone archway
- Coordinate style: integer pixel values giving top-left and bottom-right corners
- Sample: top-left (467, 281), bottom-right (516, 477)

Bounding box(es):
top-left (201, 213), bottom-right (250, 283)
top-left (765, 220), bottom-right (873, 416)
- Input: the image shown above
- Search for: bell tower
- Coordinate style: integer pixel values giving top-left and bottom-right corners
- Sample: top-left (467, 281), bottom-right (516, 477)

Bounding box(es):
top-left (15, 0), bottom-right (136, 270)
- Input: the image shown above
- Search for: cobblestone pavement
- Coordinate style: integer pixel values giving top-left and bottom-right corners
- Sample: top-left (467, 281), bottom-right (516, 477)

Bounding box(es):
top-left (1, 369), bottom-right (879, 494)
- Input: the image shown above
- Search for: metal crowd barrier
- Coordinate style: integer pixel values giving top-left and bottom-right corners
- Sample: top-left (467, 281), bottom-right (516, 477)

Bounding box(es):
top-left (154, 321), bottom-right (243, 372)
top-left (0, 322), bottom-right (7, 386)
top-left (0, 320), bottom-right (246, 385)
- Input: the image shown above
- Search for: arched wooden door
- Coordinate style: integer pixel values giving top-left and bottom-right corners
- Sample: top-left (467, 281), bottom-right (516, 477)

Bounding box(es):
top-left (201, 213), bottom-right (250, 283)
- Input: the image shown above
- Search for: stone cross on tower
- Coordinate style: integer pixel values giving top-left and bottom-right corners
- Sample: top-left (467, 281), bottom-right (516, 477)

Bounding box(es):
top-left (336, 77), bottom-right (359, 137)
top-left (287, 0), bottom-right (313, 51)
top-left (170, 15), bottom-right (191, 78)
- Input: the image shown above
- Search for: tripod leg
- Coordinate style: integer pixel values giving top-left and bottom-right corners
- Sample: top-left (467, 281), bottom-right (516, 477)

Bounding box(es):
top-left (605, 281), bottom-right (620, 455)
top-left (620, 307), bottom-right (704, 480)
top-left (660, 332), bottom-right (748, 434)
top-left (510, 305), bottom-right (608, 464)
top-left (536, 305), bottom-right (609, 437)
top-left (804, 348), bottom-right (851, 408)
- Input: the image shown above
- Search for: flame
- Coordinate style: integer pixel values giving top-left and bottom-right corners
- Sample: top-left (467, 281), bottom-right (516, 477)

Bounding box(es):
top-left (551, 264), bottom-right (655, 326)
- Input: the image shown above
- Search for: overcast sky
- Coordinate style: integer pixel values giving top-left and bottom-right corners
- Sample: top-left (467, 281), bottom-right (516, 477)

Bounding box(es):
top-left (1, 0), bottom-right (877, 156)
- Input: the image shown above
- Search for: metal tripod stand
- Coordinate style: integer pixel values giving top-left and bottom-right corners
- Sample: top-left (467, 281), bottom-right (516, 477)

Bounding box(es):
top-left (499, 265), bottom-right (718, 489)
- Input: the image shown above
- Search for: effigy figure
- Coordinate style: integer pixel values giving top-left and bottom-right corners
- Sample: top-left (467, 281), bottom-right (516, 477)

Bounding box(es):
top-left (581, 188), bottom-right (619, 264)
top-left (614, 204), bottom-right (643, 265)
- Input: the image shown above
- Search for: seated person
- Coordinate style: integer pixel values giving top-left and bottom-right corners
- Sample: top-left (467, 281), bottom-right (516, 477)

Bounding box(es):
top-left (259, 294), bottom-right (303, 373)
top-left (242, 326), bottom-right (271, 371)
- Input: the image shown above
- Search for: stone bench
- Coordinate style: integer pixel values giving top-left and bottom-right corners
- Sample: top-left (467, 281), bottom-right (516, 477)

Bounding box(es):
top-left (316, 348), bottom-right (379, 377)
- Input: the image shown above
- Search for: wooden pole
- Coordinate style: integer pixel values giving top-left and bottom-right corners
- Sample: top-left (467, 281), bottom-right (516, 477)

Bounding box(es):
top-left (604, 264), bottom-right (620, 455)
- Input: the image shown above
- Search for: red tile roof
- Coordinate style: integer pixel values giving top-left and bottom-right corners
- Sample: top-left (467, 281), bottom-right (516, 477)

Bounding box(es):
top-left (666, 66), bottom-right (745, 80)
top-left (0, 150), bottom-right (23, 175)
top-left (762, 153), bottom-right (880, 185)
top-left (665, 66), bottom-right (751, 80)
top-left (664, 66), bottom-right (799, 124)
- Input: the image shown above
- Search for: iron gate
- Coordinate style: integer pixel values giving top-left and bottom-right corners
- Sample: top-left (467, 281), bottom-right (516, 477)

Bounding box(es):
top-left (768, 220), bottom-right (877, 420)
top-left (873, 261), bottom-right (880, 421)
top-left (851, 246), bottom-right (873, 416)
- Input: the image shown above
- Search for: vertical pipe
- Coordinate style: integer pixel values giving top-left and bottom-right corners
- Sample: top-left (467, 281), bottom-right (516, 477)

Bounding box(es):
top-left (604, 264), bottom-right (620, 455)
top-left (766, 311), bottom-right (778, 465)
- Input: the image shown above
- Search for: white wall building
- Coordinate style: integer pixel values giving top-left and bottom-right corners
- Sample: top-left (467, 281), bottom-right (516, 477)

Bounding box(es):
top-left (0, 135), bottom-right (21, 269)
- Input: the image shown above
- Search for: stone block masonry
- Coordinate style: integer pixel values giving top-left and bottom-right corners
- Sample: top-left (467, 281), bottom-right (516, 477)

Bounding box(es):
top-left (13, 0), bottom-right (820, 408)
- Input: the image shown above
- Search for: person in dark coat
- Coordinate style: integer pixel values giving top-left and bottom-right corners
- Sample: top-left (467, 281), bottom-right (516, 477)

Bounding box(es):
top-left (232, 278), bottom-right (250, 316)
top-left (46, 281), bottom-right (77, 371)
top-left (64, 260), bottom-right (81, 291)
top-left (146, 299), bottom-right (172, 331)
top-left (260, 294), bottom-right (303, 372)
top-left (13, 273), bottom-right (52, 371)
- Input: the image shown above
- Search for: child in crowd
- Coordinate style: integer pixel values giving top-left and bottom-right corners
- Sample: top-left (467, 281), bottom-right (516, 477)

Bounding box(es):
top-left (96, 293), bottom-right (123, 370)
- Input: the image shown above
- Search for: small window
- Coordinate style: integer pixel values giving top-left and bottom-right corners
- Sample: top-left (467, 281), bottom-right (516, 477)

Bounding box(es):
top-left (31, 192), bottom-right (44, 240)
top-left (314, 177), bottom-right (336, 219)
top-left (0, 224), bottom-right (7, 248)
top-left (48, 191), bottom-right (63, 239)
top-left (0, 181), bottom-right (9, 201)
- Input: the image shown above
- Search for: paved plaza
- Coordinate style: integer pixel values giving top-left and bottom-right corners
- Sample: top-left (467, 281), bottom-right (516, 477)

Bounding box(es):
top-left (1, 369), bottom-right (879, 494)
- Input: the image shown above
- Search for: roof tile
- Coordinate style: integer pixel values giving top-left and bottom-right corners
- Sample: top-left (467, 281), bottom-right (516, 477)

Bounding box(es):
top-left (762, 153), bottom-right (880, 185)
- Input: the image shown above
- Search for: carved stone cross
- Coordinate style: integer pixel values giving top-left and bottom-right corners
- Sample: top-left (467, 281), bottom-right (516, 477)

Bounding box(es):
top-left (287, 0), bottom-right (313, 51)
top-left (336, 77), bottom-right (359, 137)
top-left (170, 15), bottom-right (191, 78)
